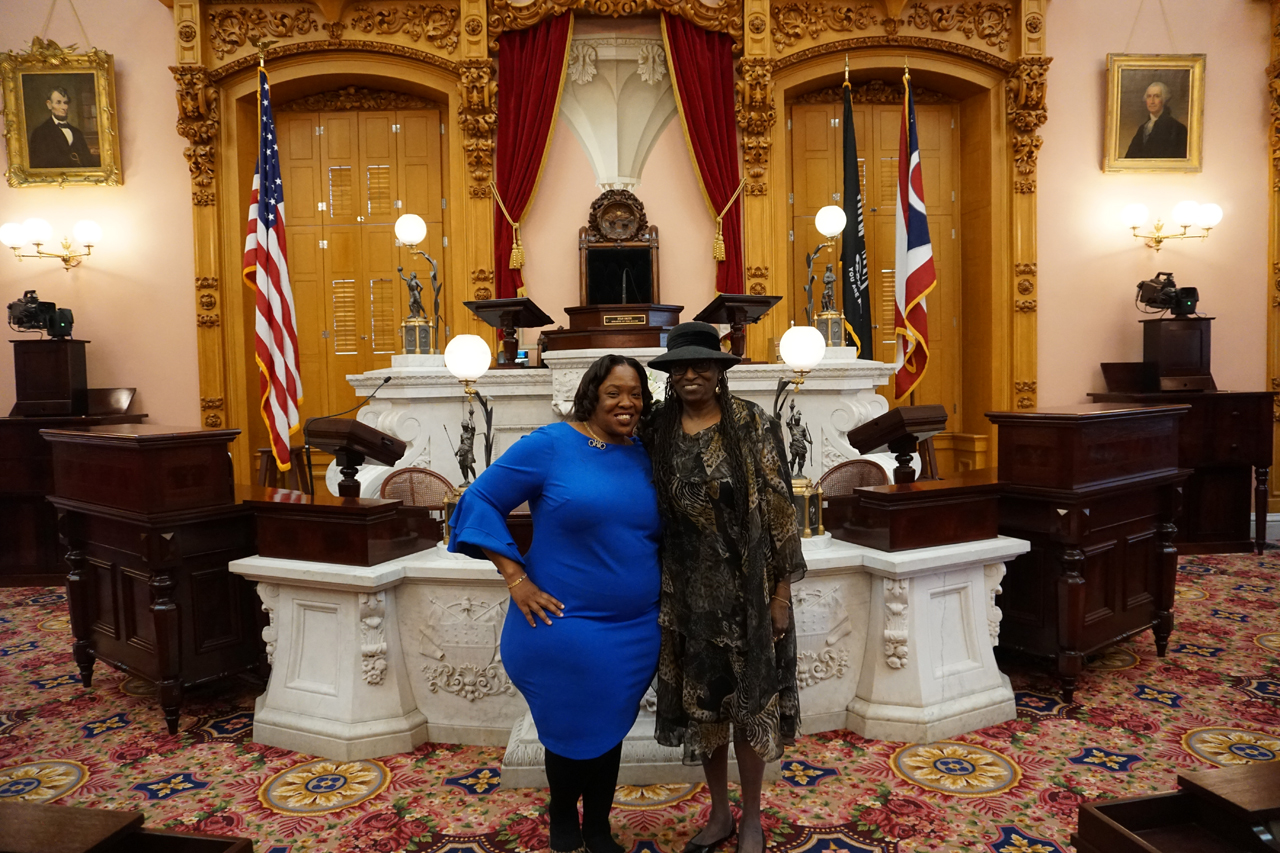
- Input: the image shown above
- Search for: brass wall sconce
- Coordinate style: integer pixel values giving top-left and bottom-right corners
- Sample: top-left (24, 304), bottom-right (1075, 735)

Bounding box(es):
top-left (0, 218), bottom-right (101, 270)
top-left (1122, 201), bottom-right (1222, 252)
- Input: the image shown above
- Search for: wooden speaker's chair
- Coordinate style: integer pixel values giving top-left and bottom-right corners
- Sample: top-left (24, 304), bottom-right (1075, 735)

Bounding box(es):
top-left (818, 458), bottom-right (890, 496)
top-left (579, 189), bottom-right (659, 305)
top-left (380, 467), bottom-right (456, 511)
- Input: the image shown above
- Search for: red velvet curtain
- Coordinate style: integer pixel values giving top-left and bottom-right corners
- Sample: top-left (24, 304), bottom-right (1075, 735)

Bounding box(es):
top-left (494, 14), bottom-right (573, 299)
top-left (662, 13), bottom-right (743, 295)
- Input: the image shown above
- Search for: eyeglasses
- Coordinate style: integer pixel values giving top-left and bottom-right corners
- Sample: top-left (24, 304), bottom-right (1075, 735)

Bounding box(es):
top-left (670, 360), bottom-right (715, 376)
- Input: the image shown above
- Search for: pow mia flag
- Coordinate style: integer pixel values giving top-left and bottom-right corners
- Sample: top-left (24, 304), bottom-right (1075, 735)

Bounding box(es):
top-left (841, 76), bottom-right (872, 358)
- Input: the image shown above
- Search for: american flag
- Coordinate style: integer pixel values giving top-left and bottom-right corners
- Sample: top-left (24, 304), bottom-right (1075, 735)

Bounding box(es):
top-left (242, 66), bottom-right (302, 470)
top-left (893, 71), bottom-right (937, 400)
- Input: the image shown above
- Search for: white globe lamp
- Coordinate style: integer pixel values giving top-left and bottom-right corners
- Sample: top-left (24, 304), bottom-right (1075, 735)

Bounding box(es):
top-left (73, 220), bottom-right (102, 247)
top-left (394, 213), bottom-right (428, 247)
top-left (1121, 203), bottom-right (1149, 229)
top-left (779, 324), bottom-right (827, 376)
top-left (444, 334), bottom-right (492, 394)
top-left (814, 205), bottom-right (847, 239)
top-left (22, 218), bottom-right (52, 245)
top-left (1171, 200), bottom-right (1200, 229)
top-left (0, 222), bottom-right (26, 249)
top-left (1195, 203), bottom-right (1223, 229)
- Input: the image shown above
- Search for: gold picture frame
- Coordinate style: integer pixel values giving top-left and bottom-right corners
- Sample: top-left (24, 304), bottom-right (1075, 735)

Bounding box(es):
top-left (1104, 53), bottom-right (1205, 173)
top-left (1, 37), bottom-right (122, 188)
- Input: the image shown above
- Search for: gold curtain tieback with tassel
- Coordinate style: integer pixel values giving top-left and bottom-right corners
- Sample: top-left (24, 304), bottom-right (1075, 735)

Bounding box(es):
top-left (713, 178), bottom-right (747, 263)
top-left (490, 181), bottom-right (525, 270)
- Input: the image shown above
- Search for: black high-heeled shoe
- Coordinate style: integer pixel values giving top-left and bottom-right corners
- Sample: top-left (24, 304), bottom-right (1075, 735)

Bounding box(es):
top-left (681, 821), bottom-right (736, 853)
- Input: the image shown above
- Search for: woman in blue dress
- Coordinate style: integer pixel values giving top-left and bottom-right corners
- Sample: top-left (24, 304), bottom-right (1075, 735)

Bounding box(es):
top-left (449, 354), bottom-right (660, 853)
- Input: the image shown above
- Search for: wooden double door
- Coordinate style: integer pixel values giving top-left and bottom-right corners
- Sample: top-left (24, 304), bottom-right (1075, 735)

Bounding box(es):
top-left (271, 107), bottom-right (446, 427)
top-left (789, 98), bottom-right (961, 419)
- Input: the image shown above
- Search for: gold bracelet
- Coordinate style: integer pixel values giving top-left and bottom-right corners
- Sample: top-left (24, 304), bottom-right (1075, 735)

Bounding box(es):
top-left (507, 574), bottom-right (528, 590)
top-left (771, 595), bottom-right (791, 607)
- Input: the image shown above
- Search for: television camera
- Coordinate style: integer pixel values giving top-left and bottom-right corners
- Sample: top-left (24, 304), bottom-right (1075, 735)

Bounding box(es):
top-left (1136, 272), bottom-right (1199, 316)
top-left (6, 291), bottom-right (73, 337)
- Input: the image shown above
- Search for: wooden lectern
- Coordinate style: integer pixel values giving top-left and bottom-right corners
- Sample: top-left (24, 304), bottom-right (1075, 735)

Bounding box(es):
top-left (845, 405), bottom-right (949, 484)
top-left (42, 424), bottom-right (259, 733)
top-left (694, 294), bottom-right (781, 359)
top-left (305, 418), bottom-right (407, 497)
top-left (464, 297), bottom-right (553, 366)
top-left (986, 404), bottom-right (1190, 701)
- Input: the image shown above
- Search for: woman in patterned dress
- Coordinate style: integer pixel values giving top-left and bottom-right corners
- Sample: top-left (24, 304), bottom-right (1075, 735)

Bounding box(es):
top-left (644, 323), bottom-right (806, 853)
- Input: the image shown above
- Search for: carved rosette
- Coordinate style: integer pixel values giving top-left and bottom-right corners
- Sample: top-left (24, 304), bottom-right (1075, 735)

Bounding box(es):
top-left (359, 591), bottom-right (389, 685)
top-left (795, 648), bottom-right (850, 687)
top-left (585, 189), bottom-right (649, 242)
top-left (746, 265), bottom-right (769, 296)
top-left (258, 583), bottom-right (279, 665)
top-left (471, 268), bottom-right (495, 300)
top-left (1005, 56), bottom-right (1050, 194)
top-left (883, 578), bottom-right (909, 669)
top-left (984, 562), bottom-right (1005, 645)
top-left (170, 65), bottom-right (220, 191)
top-left (458, 58), bottom-right (497, 190)
top-left (1014, 379), bottom-right (1036, 409)
top-left (487, 0), bottom-right (743, 54)
top-left (771, 1), bottom-right (1014, 53)
top-left (736, 57), bottom-right (775, 184)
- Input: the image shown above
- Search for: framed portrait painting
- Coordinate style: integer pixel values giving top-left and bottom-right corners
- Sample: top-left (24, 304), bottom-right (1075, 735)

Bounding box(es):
top-left (1104, 53), bottom-right (1205, 173)
top-left (1, 37), bottom-right (122, 187)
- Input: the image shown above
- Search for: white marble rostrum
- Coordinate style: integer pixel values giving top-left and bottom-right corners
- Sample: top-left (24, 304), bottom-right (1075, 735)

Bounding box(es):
top-left (235, 345), bottom-right (1027, 779)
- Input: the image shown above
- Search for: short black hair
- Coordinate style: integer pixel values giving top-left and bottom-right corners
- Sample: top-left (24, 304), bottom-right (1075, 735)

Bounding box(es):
top-left (572, 354), bottom-right (652, 422)
top-left (45, 87), bottom-right (69, 101)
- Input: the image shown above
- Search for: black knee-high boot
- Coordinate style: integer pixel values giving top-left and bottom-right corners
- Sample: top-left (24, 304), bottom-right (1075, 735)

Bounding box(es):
top-left (543, 748), bottom-right (585, 852)
top-left (580, 742), bottom-right (625, 853)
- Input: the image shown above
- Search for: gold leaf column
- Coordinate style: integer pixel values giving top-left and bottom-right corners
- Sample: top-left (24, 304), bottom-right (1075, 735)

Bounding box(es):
top-left (1267, 0), bottom-right (1280, 511)
top-left (1006, 0), bottom-right (1050, 414)
top-left (170, 0), bottom-right (226, 435)
top-left (457, 0), bottom-right (496, 341)
top-left (739, 0), bottom-right (776, 361)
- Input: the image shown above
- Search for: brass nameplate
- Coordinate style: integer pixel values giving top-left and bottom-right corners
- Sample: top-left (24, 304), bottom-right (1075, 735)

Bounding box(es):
top-left (603, 314), bottom-right (646, 326)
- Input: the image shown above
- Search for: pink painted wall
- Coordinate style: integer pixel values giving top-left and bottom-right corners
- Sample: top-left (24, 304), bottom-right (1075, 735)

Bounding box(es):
top-left (517, 112), bottom-right (718, 339)
top-left (1038, 0), bottom-right (1272, 403)
top-left (0, 1), bottom-right (198, 424)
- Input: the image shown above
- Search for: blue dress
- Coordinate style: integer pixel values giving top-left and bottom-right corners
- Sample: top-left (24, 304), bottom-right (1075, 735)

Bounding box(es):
top-left (448, 421), bottom-right (661, 759)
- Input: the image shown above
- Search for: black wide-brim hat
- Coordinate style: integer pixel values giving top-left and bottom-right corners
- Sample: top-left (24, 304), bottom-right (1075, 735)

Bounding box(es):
top-left (648, 321), bottom-right (742, 373)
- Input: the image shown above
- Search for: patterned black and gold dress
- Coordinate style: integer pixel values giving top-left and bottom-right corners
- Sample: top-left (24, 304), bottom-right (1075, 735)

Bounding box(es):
top-left (651, 396), bottom-right (807, 764)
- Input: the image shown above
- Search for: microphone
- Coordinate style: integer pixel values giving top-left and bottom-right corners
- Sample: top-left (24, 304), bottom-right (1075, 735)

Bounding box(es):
top-left (300, 376), bottom-right (392, 494)
top-left (621, 268), bottom-right (632, 305)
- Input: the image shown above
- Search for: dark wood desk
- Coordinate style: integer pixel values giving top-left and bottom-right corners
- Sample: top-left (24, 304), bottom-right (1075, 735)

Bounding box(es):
top-left (0, 802), bottom-right (253, 852)
top-left (986, 404), bottom-right (1191, 702)
top-left (0, 414), bottom-right (145, 586)
top-left (43, 425), bottom-right (261, 734)
top-left (1089, 390), bottom-right (1274, 554)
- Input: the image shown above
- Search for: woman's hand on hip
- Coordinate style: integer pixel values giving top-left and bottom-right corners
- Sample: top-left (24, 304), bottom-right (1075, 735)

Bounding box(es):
top-left (510, 579), bottom-right (565, 627)
top-left (770, 597), bottom-right (791, 642)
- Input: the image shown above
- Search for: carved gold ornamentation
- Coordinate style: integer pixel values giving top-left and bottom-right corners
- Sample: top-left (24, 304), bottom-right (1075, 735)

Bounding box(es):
top-left (746, 265), bottom-right (769, 279)
top-left (465, 15), bottom-right (483, 35)
top-left (1006, 56), bottom-right (1050, 195)
top-left (279, 86), bottom-right (442, 111)
top-left (487, 0), bottom-right (743, 54)
top-left (904, 2), bottom-right (1013, 51)
top-left (772, 34), bottom-right (1013, 73)
top-left (193, 190), bottom-right (216, 205)
top-left (1013, 262), bottom-right (1036, 275)
top-left (325, 21), bottom-right (347, 39)
top-left (794, 79), bottom-right (948, 104)
top-left (1016, 279), bottom-right (1033, 295)
top-left (201, 396), bottom-right (225, 410)
top-left (771, 1), bottom-right (1012, 52)
top-left (206, 7), bottom-right (318, 60)
top-left (1014, 380), bottom-right (1036, 393)
top-left (747, 266), bottom-right (769, 295)
top-left (736, 58), bottom-right (775, 180)
top-left (348, 3), bottom-right (461, 54)
top-left (170, 65), bottom-right (220, 188)
top-left (199, 293), bottom-right (218, 310)
top-left (1268, 66), bottom-right (1280, 190)
top-left (178, 22), bottom-right (198, 43)
top-left (749, 14), bottom-right (767, 33)
top-left (205, 413), bottom-right (224, 428)
top-left (197, 314), bottom-right (221, 327)
top-left (1014, 299), bottom-right (1036, 312)
top-left (1025, 12), bottom-right (1042, 33)
top-left (458, 58), bottom-right (497, 186)
top-left (471, 268), bottom-right (495, 301)
top-left (208, 39), bottom-right (459, 82)
top-left (743, 182), bottom-right (768, 195)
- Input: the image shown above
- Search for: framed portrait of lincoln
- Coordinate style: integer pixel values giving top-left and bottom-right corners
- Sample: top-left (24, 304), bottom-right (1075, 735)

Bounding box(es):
top-left (1, 37), bottom-right (122, 187)
top-left (1104, 53), bottom-right (1205, 173)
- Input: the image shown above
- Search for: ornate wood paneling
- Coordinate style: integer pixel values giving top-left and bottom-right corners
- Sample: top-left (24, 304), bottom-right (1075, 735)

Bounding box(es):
top-left (1269, 0), bottom-right (1280, 510)
top-left (486, 0), bottom-right (744, 53)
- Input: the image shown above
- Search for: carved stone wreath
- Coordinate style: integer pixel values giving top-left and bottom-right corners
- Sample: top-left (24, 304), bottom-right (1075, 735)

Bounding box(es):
top-left (585, 189), bottom-right (649, 243)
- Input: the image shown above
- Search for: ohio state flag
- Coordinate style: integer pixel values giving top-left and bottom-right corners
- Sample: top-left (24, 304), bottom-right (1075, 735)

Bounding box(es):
top-left (893, 73), bottom-right (937, 400)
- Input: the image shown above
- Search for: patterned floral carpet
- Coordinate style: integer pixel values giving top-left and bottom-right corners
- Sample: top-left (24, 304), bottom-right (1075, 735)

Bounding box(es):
top-left (2, 549), bottom-right (1280, 853)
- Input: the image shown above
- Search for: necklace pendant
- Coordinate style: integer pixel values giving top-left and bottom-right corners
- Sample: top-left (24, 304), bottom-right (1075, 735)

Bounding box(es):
top-left (587, 437), bottom-right (607, 449)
